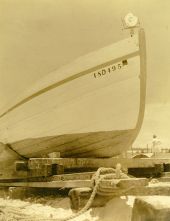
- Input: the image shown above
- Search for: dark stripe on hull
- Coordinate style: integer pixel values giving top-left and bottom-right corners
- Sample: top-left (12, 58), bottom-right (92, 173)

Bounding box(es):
top-left (11, 129), bottom-right (135, 158)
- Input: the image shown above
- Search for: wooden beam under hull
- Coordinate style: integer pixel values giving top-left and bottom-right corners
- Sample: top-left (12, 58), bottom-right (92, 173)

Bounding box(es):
top-left (28, 157), bottom-right (170, 170)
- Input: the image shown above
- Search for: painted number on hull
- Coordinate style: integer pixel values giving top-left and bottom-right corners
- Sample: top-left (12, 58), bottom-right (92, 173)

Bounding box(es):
top-left (93, 60), bottom-right (128, 78)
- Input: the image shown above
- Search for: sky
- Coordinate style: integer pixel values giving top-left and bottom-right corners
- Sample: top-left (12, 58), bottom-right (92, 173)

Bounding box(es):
top-left (0, 0), bottom-right (170, 146)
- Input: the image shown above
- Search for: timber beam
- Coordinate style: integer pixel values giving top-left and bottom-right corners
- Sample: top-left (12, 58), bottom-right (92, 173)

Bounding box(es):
top-left (28, 157), bottom-right (170, 170)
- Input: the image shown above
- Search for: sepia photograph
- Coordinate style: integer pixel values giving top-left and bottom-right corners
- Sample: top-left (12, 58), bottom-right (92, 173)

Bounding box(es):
top-left (0, 0), bottom-right (170, 220)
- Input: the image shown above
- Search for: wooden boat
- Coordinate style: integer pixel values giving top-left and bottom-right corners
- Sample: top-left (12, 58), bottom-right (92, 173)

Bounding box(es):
top-left (0, 19), bottom-right (146, 159)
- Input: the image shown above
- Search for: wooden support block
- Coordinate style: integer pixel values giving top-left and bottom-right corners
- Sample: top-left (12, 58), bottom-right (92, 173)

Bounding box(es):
top-left (44, 164), bottom-right (52, 177)
top-left (128, 164), bottom-right (163, 178)
top-left (8, 187), bottom-right (28, 200)
top-left (155, 164), bottom-right (164, 176)
top-left (163, 164), bottom-right (170, 172)
top-left (15, 161), bottom-right (28, 171)
top-left (132, 196), bottom-right (170, 221)
top-left (51, 164), bottom-right (64, 175)
top-left (68, 187), bottom-right (113, 211)
top-left (29, 164), bottom-right (52, 177)
top-left (48, 152), bottom-right (61, 158)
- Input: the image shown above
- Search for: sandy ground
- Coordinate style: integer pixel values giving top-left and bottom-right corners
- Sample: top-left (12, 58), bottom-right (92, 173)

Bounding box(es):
top-left (0, 196), bottom-right (135, 221)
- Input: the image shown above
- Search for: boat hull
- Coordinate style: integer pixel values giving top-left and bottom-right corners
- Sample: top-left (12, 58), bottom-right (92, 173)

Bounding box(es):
top-left (0, 29), bottom-right (146, 158)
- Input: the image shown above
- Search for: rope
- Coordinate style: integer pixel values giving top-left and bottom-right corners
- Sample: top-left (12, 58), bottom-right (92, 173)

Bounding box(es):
top-left (0, 167), bottom-right (128, 221)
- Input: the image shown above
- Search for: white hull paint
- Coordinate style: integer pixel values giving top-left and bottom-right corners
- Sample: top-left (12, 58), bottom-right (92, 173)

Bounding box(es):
top-left (0, 29), bottom-right (146, 158)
